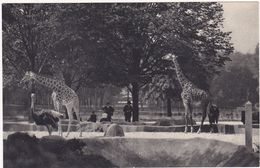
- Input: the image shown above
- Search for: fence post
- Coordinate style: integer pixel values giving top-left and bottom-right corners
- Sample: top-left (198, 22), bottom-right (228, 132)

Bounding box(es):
top-left (245, 101), bottom-right (252, 150)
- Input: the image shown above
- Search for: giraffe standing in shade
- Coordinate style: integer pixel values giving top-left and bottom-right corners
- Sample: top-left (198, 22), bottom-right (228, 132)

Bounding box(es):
top-left (21, 71), bottom-right (82, 137)
top-left (163, 53), bottom-right (210, 133)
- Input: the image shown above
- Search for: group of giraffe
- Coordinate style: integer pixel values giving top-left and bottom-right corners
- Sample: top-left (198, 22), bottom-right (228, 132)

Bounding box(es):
top-left (19, 53), bottom-right (213, 137)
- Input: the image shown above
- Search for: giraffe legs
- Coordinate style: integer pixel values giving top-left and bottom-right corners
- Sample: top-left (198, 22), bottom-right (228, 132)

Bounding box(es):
top-left (189, 104), bottom-right (194, 133)
top-left (183, 103), bottom-right (189, 133)
top-left (65, 103), bottom-right (73, 137)
top-left (46, 125), bottom-right (52, 135)
top-left (197, 101), bottom-right (209, 134)
top-left (52, 92), bottom-right (63, 137)
top-left (209, 122), bottom-right (214, 134)
top-left (183, 100), bottom-right (193, 133)
top-left (56, 101), bottom-right (63, 137)
top-left (73, 99), bottom-right (82, 137)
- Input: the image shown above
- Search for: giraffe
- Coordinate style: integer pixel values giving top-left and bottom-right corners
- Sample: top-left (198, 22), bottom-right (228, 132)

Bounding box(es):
top-left (21, 71), bottom-right (82, 137)
top-left (163, 53), bottom-right (210, 133)
top-left (52, 69), bottom-right (66, 118)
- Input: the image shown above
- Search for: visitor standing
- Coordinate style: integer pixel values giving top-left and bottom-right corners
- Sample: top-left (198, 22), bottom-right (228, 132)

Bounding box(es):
top-left (209, 104), bottom-right (220, 124)
top-left (88, 111), bottom-right (97, 122)
top-left (123, 101), bottom-right (133, 122)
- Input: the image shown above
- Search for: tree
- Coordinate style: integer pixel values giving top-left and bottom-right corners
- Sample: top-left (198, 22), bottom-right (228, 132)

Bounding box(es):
top-left (3, 4), bottom-right (61, 120)
top-left (141, 72), bottom-right (182, 117)
top-left (49, 4), bottom-right (100, 91)
top-left (210, 45), bottom-right (259, 107)
top-left (3, 3), bottom-right (234, 122)
top-left (66, 3), bottom-right (233, 121)
top-left (3, 4), bottom-right (59, 85)
top-left (211, 66), bottom-right (258, 107)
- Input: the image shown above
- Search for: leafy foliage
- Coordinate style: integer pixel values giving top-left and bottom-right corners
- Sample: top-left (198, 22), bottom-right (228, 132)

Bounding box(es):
top-left (3, 3), bottom-right (234, 120)
top-left (3, 4), bottom-right (57, 74)
top-left (210, 45), bottom-right (259, 107)
top-left (141, 72), bottom-right (181, 101)
top-left (73, 3), bottom-right (233, 120)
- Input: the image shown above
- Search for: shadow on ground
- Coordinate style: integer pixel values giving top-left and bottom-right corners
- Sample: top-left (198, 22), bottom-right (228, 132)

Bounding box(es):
top-left (4, 132), bottom-right (259, 168)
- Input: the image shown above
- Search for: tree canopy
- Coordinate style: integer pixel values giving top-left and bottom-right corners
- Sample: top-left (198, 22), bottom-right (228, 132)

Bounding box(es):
top-left (64, 3), bottom-right (233, 121)
top-left (3, 3), bottom-right (234, 121)
top-left (210, 44), bottom-right (259, 107)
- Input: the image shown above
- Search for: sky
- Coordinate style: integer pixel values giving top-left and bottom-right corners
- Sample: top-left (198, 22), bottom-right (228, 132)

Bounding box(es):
top-left (221, 2), bottom-right (259, 54)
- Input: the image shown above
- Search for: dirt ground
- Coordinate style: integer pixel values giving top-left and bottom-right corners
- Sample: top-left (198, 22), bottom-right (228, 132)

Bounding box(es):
top-left (3, 128), bottom-right (259, 146)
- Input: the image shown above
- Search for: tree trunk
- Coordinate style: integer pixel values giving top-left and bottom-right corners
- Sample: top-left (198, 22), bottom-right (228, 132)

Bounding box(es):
top-left (167, 97), bottom-right (172, 117)
top-left (132, 82), bottom-right (139, 122)
top-left (127, 88), bottom-right (130, 101)
top-left (29, 83), bottom-right (35, 123)
top-left (100, 93), bottom-right (104, 107)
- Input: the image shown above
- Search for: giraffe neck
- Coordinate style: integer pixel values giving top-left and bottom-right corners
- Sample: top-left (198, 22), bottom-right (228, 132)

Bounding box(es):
top-left (172, 58), bottom-right (191, 89)
top-left (32, 73), bottom-right (60, 91)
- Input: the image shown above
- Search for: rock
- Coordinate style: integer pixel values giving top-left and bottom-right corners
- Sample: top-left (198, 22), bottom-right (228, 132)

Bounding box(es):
top-left (7, 132), bottom-right (38, 144)
top-left (104, 124), bottom-right (125, 137)
top-left (6, 132), bottom-right (39, 152)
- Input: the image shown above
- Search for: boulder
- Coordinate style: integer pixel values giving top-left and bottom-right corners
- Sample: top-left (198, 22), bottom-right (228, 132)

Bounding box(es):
top-left (6, 132), bottom-right (39, 154)
top-left (104, 124), bottom-right (125, 137)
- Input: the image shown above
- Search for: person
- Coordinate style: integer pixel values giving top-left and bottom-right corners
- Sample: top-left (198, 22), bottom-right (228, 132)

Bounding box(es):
top-left (100, 112), bottom-right (110, 122)
top-left (123, 101), bottom-right (133, 122)
top-left (241, 110), bottom-right (245, 124)
top-left (103, 102), bottom-right (114, 122)
top-left (208, 104), bottom-right (220, 133)
top-left (88, 111), bottom-right (97, 122)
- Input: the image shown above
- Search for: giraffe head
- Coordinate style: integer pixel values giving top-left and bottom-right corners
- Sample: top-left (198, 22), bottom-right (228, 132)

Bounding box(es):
top-left (162, 53), bottom-right (177, 61)
top-left (20, 71), bottom-right (36, 83)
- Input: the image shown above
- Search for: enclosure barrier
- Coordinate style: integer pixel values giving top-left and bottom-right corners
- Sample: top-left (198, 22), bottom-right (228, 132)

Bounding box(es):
top-left (245, 101), bottom-right (252, 151)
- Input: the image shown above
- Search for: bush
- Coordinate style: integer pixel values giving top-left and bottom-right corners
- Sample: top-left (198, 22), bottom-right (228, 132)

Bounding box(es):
top-left (4, 132), bottom-right (116, 168)
top-left (4, 132), bottom-right (52, 168)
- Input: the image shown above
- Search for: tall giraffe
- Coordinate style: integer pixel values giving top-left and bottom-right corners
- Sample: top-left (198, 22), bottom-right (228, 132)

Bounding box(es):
top-left (52, 69), bottom-right (66, 118)
top-left (163, 53), bottom-right (210, 133)
top-left (21, 71), bottom-right (82, 137)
